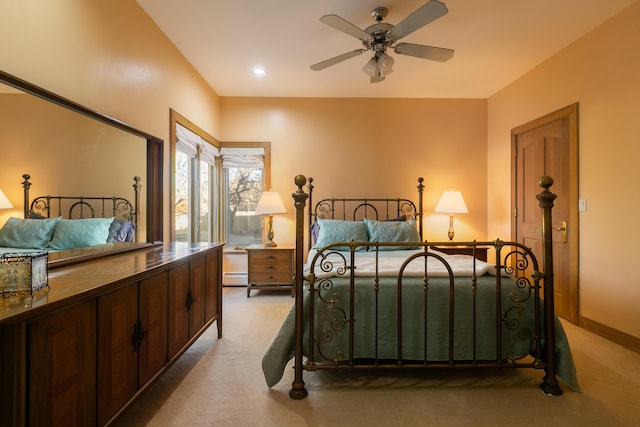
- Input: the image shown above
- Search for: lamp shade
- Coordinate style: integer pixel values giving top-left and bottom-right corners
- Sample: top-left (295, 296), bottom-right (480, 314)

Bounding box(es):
top-left (434, 190), bottom-right (468, 214)
top-left (254, 191), bottom-right (286, 215)
top-left (0, 188), bottom-right (13, 210)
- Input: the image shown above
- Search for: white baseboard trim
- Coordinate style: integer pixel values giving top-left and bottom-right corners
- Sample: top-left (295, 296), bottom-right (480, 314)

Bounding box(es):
top-left (223, 272), bottom-right (248, 286)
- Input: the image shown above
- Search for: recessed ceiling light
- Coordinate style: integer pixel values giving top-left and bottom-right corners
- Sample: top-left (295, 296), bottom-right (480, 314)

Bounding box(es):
top-left (252, 67), bottom-right (267, 77)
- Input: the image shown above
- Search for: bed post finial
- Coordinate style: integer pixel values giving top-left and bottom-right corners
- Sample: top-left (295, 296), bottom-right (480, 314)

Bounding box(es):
top-left (536, 175), bottom-right (563, 396)
top-left (290, 175), bottom-right (309, 400)
top-left (306, 177), bottom-right (314, 251)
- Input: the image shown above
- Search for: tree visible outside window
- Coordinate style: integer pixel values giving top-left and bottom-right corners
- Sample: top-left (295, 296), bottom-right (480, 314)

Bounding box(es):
top-left (221, 144), bottom-right (269, 248)
top-left (174, 149), bottom-right (191, 242)
top-left (225, 167), bottom-right (263, 247)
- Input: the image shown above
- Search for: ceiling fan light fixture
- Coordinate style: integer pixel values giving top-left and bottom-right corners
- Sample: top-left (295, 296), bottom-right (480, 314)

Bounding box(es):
top-left (362, 57), bottom-right (378, 77)
top-left (378, 53), bottom-right (394, 72)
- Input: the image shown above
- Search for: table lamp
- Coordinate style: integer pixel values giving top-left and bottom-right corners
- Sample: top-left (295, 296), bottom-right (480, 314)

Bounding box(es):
top-left (255, 190), bottom-right (286, 247)
top-left (434, 188), bottom-right (468, 240)
top-left (0, 188), bottom-right (13, 210)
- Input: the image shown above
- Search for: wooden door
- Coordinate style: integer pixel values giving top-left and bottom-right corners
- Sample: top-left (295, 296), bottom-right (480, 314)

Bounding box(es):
top-left (512, 103), bottom-right (579, 322)
top-left (138, 272), bottom-right (168, 385)
top-left (97, 284), bottom-right (138, 425)
top-left (29, 300), bottom-right (97, 427)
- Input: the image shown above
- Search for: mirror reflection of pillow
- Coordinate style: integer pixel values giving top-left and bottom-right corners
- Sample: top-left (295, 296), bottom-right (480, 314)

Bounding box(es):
top-left (107, 220), bottom-right (136, 243)
top-left (48, 218), bottom-right (114, 250)
top-left (27, 211), bottom-right (47, 219)
top-left (0, 216), bottom-right (61, 249)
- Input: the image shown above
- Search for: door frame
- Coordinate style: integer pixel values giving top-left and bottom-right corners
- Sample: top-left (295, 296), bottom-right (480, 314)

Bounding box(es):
top-left (511, 103), bottom-right (579, 323)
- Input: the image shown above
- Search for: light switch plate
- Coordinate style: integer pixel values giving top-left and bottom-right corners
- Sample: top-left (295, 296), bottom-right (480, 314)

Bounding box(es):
top-left (578, 199), bottom-right (587, 212)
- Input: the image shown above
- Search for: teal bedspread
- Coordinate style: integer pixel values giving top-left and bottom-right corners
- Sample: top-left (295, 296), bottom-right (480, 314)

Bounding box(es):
top-left (262, 275), bottom-right (580, 392)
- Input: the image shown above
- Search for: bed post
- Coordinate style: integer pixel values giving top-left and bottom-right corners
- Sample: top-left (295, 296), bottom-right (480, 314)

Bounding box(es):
top-left (417, 177), bottom-right (424, 240)
top-left (536, 176), bottom-right (563, 396)
top-left (22, 174), bottom-right (31, 218)
top-left (133, 176), bottom-right (141, 243)
top-left (290, 175), bottom-right (309, 399)
top-left (306, 177), bottom-right (314, 252)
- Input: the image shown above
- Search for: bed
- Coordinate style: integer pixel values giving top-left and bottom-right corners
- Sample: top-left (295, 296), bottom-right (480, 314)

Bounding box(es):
top-left (262, 175), bottom-right (579, 398)
top-left (0, 173), bottom-right (141, 258)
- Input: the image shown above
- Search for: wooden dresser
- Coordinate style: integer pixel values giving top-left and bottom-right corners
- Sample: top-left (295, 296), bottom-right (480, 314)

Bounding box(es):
top-left (0, 242), bottom-right (223, 427)
top-left (246, 245), bottom-right (294, 297)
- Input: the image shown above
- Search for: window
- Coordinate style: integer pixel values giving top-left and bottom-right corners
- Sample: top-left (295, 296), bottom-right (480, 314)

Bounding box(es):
top-left (172, 113), bottom-right (219, 243)
top-left (171, 110), bottom-right (271, 247)
top-left (174, 148), bottom-right (192, 242)
top-left (221, 144), bottom-right (271, 248)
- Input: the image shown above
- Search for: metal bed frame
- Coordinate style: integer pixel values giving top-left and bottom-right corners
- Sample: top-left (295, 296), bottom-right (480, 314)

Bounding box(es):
top-left (288, 175), bottom-right (562, 399)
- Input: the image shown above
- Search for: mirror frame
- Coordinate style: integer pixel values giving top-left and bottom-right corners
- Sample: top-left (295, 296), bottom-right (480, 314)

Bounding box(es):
top-left (0, 69), bottom-right (163, 242)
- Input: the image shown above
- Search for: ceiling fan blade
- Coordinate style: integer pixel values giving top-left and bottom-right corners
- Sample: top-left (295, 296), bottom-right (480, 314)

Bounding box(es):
top-left (320, 14), bottom-right (371, 41)
top-left (395, 42), bottom-right (454, 62)
top-left (390, 0), bottom-right (448, 39)
top-left (310, 49), bottom-right (366, 71)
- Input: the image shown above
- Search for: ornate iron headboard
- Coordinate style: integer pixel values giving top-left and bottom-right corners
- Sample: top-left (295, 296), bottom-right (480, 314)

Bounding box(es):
top-left (306, 177), bottom-right (425, 250)
top-left (21, 173), bottom-right (141, 239)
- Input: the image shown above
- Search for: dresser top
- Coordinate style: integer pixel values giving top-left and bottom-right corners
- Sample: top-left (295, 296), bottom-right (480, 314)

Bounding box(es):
top-left (0, 242), bottom-right (224, 324)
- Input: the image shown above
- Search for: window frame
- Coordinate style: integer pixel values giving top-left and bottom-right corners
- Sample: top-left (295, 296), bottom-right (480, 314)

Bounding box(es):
top-left (170, 109), bottom-right (221, 242)
top-left (170, 109), bottom-right (271, 248)
top-left (219, 141), bottom-right (271, 248)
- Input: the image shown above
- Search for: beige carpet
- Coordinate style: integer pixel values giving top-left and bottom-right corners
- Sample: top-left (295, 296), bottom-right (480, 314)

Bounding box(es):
top-left (113, 287), bottom-right (640, 426)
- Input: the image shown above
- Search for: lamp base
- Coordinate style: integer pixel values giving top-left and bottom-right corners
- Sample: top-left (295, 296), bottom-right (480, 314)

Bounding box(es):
top-left (447, 214), bottom-right (455, 240)
top-left (265, 214), bottom-right (277, 247)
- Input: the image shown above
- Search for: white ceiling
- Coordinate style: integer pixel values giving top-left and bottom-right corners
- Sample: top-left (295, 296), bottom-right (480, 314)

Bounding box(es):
top-left (137, 0), bottom-right (636, 99)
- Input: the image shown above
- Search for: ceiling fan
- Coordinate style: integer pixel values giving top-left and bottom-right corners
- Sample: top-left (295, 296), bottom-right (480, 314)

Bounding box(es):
top-left (310, 0), bottom-right (454, 83)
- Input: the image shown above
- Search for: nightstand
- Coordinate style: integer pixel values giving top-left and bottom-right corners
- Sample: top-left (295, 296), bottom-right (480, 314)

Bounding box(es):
top-left (246, 245), bottom-right (295, 297)
top-left (432, 246), bottom-right (488, 262)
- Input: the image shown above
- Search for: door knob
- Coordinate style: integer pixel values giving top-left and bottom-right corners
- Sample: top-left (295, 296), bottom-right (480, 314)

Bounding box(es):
top-left (556, 220), bottom-right (567, 243)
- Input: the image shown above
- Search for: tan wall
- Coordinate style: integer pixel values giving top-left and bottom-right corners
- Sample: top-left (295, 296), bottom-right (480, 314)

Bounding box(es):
top-left (220, 97), bottom-right (487, 245)
top-left (0, 0), bottom-right (221, 239)
top-left (487, 2), bottom-right (640, 338)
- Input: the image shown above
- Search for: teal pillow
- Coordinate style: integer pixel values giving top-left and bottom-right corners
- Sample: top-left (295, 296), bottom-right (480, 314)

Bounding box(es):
top-left (48, 217), bottom-right (114, 250)
top-left (364, 219), bottom-right (420, 250)
top-left (313, 219), bottom-right (368, 251)
top-left (0, 216), bottom-right (61, 249)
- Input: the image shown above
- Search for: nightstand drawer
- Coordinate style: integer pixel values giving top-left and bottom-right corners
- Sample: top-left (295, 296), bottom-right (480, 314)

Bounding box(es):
top-left (249, 271), bottom-right (292, 283)
top-left (432, 246), bottom-right (488, 262)
top-left (248, 251), bottom-right (291, 265)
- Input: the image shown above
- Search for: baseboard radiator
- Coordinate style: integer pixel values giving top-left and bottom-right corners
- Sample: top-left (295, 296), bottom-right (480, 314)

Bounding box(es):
top-left (223, 272), bottom-right (248, 287)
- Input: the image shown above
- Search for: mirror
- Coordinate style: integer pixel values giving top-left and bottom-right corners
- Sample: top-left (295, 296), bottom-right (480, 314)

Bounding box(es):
top-left (0, 69), bottom-right (163, 262)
